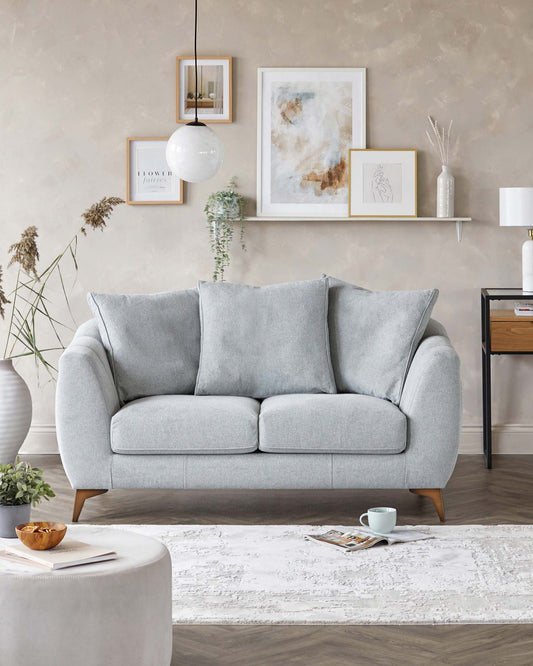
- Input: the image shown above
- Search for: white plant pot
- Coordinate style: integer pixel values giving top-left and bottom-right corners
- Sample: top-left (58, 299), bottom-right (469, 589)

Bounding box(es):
top-left (209, 201), bottom-right (241, 221)
top-left (0, 503), bottom-right (31, 538)
top-left (0, 359), bottom-right (32, 464)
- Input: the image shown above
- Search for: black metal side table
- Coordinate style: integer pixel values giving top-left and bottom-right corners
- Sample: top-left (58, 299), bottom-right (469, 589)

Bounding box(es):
top-left (481, 288), bottom-right (533, 468)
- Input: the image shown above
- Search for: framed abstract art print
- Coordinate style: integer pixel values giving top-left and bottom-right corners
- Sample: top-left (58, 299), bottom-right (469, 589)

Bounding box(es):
top-left (257, 68), bottom-right (366, 218)
top-left (348, 149), bottom-right (417, 217)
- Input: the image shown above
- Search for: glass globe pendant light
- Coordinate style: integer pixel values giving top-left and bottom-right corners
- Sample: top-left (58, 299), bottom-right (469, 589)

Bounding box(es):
top-left (166, 0), bottom-right (223, 182)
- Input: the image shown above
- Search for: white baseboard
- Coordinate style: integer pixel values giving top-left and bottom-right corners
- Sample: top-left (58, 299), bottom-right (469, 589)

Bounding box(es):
top-left (459, 424), bottom-right (533, 454)
top-left (20, 425), bottom-right (58, 455)
top-left (18, 424), bottom-right (533, 456)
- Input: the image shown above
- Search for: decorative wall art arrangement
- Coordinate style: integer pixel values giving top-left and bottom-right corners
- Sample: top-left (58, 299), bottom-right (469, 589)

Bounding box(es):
top-left (127, 56), bottom-right (462, 230)
top-left (127, 138), bottom-right (183, 205)
top-left (257, 68), bottom-right (366, 218)
top-left (176, 56), bottom-right (233, 123)
top-left (348, 149), bottom-right (417, 217)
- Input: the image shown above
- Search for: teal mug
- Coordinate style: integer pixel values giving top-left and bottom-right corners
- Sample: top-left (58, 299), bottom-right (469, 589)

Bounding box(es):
top-left (359, 507), bottom-right (397, 536)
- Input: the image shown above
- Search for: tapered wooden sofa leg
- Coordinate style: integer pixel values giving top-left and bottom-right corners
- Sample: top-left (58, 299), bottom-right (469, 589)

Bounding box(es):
top-left (410, 488), bottom-right (445, 522)
top-left (73, 489), bottom-right (108, 522)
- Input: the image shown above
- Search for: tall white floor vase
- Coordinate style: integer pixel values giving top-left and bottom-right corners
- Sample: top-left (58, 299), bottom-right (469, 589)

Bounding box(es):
top-left (436, 165), bottom-right (454, 218)
top-left (0, 360), bottom-right (32, 463)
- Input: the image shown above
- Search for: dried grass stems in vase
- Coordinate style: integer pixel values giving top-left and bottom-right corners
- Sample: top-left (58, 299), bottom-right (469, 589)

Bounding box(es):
top-left (426, 115), bottom-right (453, 166)
top-left (0, 196), bottom-right (124, 378)
top-left (8, 226), bottom-right (40, 279)
top-left (0, 267), bottom-right (10, 320)
top-left (426, 116), bottom-right (456, 217)
top-left (204, 178), bottom-right (246, 282)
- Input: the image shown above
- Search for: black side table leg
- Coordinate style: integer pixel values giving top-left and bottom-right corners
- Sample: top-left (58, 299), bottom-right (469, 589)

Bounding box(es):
top-left (482, 348), bottom-right (492, 469)
top-left (482, 347), bottom-right (487, 458)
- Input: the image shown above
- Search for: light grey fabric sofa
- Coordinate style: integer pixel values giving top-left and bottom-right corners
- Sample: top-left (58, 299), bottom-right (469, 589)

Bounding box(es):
top-left (56, 315), bottom-right (461, 522)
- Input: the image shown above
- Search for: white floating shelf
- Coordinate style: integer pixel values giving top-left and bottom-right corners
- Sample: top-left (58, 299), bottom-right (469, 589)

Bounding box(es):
top-left (244, 217), bottom-right (472, 242)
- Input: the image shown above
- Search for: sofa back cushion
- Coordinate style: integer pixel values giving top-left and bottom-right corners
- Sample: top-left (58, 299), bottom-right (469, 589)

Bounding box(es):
top-left (88, 290), bottom-right (200, 403)
top-left (326, 276), bottom-right (438, 404)
top-left (195, 279), bottom-right (336, 399)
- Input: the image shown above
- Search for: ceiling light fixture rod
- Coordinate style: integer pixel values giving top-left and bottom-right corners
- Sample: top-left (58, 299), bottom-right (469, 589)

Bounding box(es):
top-left (194, 0), bottom-right (199, 124)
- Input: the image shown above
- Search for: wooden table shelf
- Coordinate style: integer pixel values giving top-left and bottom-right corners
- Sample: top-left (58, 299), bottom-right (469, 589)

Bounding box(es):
top-left (490, 309), bottom-right (533, 352)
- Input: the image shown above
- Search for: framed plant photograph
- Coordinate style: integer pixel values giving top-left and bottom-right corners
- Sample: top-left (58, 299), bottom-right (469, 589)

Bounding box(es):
top-left (176, 56), bottom-right (232, 123)
top-left (348, 149), bottom-right (417, 217)
top-left (127, 138), bottom-right (183, 205)
top-left (257, 67), bottom-right (366, 218)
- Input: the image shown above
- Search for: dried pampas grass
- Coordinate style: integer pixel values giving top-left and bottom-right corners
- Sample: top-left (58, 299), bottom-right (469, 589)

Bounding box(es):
top-left (8, 226), bottom-right (40, 279)
top-left (0, 266), bottom-right (10, 319)
top-left (2, 195), bottom-right (124, 376)
top-left (426, 116), bottom-right (453, 166)
top-left (81, 196), bottom-right (125, 236)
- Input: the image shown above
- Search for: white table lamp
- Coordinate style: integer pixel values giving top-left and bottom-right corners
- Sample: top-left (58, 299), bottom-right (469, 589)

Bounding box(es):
top-left (499, 187), bottom-right (533, 292)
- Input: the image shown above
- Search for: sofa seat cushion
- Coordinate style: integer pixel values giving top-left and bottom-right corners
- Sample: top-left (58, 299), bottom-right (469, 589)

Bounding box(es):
top-left (111, 395), bottom-right (260, 454)
top-left (259, 394), bottom-right (406, 454)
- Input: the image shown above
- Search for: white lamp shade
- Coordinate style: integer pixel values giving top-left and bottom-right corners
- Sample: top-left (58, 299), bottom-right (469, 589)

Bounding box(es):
top-left (166, 124), bottom-right (224, 183)
top-left (500, 187), bottom-right (533, 227)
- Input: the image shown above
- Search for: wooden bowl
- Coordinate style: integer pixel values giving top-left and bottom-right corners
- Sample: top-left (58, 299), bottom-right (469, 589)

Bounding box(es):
top-left (15, 522), bottom-right (67, 550)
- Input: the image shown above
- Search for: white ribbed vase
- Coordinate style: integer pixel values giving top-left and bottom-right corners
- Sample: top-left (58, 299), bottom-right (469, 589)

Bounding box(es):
top-left (0, 360), bottom-right (32, 463)
top-left (436, 165), bottom-right (455, 218)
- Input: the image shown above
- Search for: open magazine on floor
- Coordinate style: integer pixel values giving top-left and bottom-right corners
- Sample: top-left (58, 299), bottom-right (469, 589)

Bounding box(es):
top-left (305, 527), bottom-right (433, 552)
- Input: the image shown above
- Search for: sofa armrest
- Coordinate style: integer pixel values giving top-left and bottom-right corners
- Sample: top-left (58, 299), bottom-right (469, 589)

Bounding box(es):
top-left (400, 332), bottom-right (462, 489)
top-left (56, 320), bottom-right (119, 489)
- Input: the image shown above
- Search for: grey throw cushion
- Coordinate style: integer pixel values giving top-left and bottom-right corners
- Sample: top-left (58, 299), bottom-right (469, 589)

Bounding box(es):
top-left (326, 276), bottom-right (438, 404)
top-left (195, 279), bottom-right (336, 399)
top-left (88, 290), bottom-right (200, 403)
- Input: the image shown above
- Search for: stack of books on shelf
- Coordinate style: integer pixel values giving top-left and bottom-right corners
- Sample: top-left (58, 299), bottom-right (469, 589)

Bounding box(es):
top-left (514, 302), bottom-right (533, 316)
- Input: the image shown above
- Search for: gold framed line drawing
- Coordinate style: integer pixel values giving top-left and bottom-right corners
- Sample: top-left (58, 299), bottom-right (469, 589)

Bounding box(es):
top-left (176, 56), bottom-right (232, 123)
top-left (348, 149), bottom-right (417, 217)
top-left (127, 138), bottom-right (183, 205)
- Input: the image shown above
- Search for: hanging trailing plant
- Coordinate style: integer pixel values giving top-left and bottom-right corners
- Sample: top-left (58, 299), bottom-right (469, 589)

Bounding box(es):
top-left (204, 178), bottom-right (246, 282)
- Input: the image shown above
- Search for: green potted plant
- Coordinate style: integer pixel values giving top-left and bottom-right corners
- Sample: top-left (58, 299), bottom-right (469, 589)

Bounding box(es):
top-left (204, 178), bottom-right (246, 282)
top-left (0, 458), bottom-right (55, 537)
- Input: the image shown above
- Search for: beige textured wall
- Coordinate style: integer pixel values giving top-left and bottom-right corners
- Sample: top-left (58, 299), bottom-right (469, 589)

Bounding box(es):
top-left (2, 0), bottom-right (533, 453)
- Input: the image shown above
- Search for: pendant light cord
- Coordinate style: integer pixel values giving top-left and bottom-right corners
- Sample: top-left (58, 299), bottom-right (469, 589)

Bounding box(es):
top-left (194, 0), bottom-right (198, 124)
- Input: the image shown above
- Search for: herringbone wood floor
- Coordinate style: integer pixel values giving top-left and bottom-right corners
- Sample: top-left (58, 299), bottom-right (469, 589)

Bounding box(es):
top-left (26, 454), bottom-right (533, 665)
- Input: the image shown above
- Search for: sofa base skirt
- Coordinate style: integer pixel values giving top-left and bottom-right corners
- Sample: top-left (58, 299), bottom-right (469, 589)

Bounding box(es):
top-left (108, 452), bottom-right (412, 490)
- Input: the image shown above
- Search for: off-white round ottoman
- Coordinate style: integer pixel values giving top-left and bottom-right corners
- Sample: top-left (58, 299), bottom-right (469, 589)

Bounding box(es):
top-left (0, 526), bottom-right (172, 666)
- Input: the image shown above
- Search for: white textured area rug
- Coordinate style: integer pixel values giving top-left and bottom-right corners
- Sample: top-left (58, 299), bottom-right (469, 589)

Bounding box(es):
top-left (109, 524), bottom-right (533, 625)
